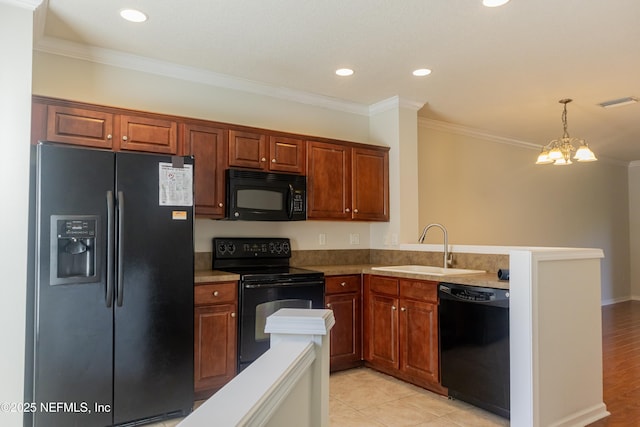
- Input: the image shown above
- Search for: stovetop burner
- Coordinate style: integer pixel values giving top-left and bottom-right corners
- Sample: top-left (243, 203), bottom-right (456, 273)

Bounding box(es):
top-left (212, 237), bottom-right (323, 282)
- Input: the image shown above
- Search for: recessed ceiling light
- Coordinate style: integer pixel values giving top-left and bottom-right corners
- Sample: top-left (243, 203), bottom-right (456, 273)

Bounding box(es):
top-left (335, 68), bottom-right (354, 77)
top-left (413, 68), bottom-right (432, 77)
top-left (120, 8), bottom-right (147, 23)
top-left (482, 0), bottom-right (510, 7)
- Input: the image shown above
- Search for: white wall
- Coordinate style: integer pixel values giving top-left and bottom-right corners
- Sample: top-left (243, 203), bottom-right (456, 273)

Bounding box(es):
top-left (418, 120), bottom-right (631, 303)
top-left (0, 2), bottom-right (36, 426)
top-left (629, 162), bottom-right (640, 300)
top-left (369, 101), bottom-right (421, 249)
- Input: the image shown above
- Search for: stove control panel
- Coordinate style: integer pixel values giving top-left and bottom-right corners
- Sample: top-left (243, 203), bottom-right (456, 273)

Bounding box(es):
top-left (213, 237), bottom-right (291, 259)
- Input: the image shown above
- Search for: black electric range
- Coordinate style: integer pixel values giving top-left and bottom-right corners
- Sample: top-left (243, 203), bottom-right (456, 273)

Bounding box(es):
top-left (212, 237), bottom-right (325, 371)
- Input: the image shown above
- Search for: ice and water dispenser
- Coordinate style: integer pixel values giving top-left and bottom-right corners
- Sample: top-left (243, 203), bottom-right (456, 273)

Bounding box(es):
top-left (50, 215), bottom-right (100, 285)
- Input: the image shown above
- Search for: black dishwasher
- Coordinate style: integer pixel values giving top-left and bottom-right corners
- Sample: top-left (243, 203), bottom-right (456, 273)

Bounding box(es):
top-left (439, 282), bottom-right (510, 419)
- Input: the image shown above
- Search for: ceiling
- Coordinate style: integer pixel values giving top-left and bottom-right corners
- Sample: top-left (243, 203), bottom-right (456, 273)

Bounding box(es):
top-left (34, 0), bottom-right (640, 163)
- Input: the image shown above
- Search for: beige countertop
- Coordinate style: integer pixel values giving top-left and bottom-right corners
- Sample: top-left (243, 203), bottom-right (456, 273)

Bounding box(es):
top-left (195, 270), bottom-right (240, 284)
top-left (194, 264), bottom-right (508, 290)
top-left (302, 264), bottom-right (509, 290)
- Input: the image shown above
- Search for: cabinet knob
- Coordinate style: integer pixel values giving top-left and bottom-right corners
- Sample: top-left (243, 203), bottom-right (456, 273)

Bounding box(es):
top-left (122, 136), bottom-right (128, 141)
top-left (271, 158), bottom-right (276, 163)
top-left (231, 312), bottom-right (236, 318)
top-left (340, 282), bottom-right (346, 287)
top-left (401, 307), bottom-right (406, 312)
top-left (392, 305), bottom-right (397, 311)
top-left (107, 134), bottom-right (113, 140)
top-left (326, 303), bottom-right (332, 308)
top-left (212, 291), bottom-right (219, 297)
top-left (261, 157), bottom-right (266, 162)
top-left (218, 202), bottom-right (224, 207)
top-left (354, 209), bottom-right (359, 213)
top-left (345, 208), bottom-right (351, 213)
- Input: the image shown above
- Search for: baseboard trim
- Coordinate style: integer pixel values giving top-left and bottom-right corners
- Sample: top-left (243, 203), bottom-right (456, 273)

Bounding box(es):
top-left (601, 296), bottom-right (632, 306)
top-left (549, 402), bottom-right (610, 427)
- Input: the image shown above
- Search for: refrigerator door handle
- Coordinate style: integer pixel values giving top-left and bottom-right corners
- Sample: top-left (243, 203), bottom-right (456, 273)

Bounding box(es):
top-left (116, 190), bottom-right (125, 307)
top-left (106, 191), bottom-right (115, 307)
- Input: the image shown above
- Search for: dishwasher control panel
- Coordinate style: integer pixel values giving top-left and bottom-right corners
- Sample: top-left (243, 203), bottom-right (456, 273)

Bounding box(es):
top-left (439, 283), bottom-right (509, 305)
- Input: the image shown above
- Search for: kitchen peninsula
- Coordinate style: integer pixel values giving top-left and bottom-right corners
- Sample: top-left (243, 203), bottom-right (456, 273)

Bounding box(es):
top-left (196, 244), bottom-right (608, 426)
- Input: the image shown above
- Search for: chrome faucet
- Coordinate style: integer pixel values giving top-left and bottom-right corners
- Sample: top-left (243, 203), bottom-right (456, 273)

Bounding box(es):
top-left (418, 223), bottom-right (452, 269)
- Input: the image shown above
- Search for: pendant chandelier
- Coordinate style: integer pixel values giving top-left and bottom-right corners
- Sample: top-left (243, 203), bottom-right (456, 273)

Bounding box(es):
top-left (536, 99), bottom-right (597, 165)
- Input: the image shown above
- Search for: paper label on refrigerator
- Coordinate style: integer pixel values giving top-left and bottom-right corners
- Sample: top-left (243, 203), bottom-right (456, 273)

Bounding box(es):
top-left (159, 163), bottom-right (193, 206)
top-left (172, 211), bottom-right (187, 220)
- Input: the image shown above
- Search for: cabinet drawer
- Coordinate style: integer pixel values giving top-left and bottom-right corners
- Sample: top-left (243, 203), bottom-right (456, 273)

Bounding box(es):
top-left (326, 275), bottom-right (361, 294)
top-left (400, 279), bottom-right (438, 303)
top-left (369, 275), bottom-right (399, 296)
top-left (195, 282), bottom-right (237, 305)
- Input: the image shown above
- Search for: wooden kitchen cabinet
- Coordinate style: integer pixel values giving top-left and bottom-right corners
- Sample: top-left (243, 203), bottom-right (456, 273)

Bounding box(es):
top-left (42, 104), bottom-right (115, 149)
top-left (364, 275), bottom-right (443, 393)
top-left (228, 129), bottom-right (266, 169)
top-left (183, 123), bottom-right (227, 218)
top-left (325, 275), bottom-right (362, 371)
top-left (307, 140), bottom-right (389, 221)
top-left (118, 114), bottom-right (178, 154)
top-left (31, 96), bottom-right (180, 154)
top-left (228, 129), bottom-right (305, 174)
top-left (269, 135), bottom-right (306, 174)
top-left (352, 147), bottom-right (389, 221)
top-left (399, 281), bottom-right (439, 385)
top-left (194, 281), bottom-right (238, 400)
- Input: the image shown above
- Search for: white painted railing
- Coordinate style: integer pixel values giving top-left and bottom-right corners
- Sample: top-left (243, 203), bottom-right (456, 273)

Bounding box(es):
top-left (179, 308), bottom-right (335, 427)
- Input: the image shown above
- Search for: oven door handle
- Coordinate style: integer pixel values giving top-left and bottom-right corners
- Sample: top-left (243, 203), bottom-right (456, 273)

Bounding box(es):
top-left (244, 281), bottom-right (324, 289)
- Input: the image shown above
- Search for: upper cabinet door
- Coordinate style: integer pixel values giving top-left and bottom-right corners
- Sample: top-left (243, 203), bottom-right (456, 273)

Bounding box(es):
top-left (228, 130), bottom-right (266, 169)
top-left (184, 123), bottom-right (227, 218)
top-left (352, 147), bottom-right (389, 221)
top-left (307, 140), bottom-right (389, 221)
top-left (119, 115), bottom-right (179, 154)
top-left (269, 135), bottom-right (305, 174)
top-left (306, 141), bottom-right (352, 220)
top-left (46, 105), bottom-right (115, 149)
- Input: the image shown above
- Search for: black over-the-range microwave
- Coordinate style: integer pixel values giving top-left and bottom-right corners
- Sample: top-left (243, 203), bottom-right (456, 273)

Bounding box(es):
top-left (225, 168), bottom-right (306, 221)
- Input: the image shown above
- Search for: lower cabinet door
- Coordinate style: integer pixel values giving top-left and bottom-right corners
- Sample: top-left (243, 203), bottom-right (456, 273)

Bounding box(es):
top-left (194, 303), bottom-right (237, 398)
top-left (400, 299), bottom-right (439, 384)
top-left (326, 292), bottom-right (361, 370)
top-left (366, 294), bottom-right (398, 370)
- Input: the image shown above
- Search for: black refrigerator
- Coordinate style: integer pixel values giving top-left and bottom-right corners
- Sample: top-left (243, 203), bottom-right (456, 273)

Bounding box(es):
top-left (25, 142), bottom-right (195, 426)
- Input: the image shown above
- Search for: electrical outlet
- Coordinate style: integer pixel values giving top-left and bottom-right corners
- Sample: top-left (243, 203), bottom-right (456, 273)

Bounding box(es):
top-left (318, 233), bottom-right (326, 246)
top-left (391, 233), bottom-right (398, 245)
top-left (349, 233), bottom-right (360, 245)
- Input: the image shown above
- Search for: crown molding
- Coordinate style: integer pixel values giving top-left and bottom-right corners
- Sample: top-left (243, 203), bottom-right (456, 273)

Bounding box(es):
top-left (1, 0), bottom-right (43, 10)
top-left (369, 96), bottom-right (425, 115)
top-left (34, 36), bottom-right (374, 117)
top-left (419, 117), bottom-right (541, 150)
top-left (419, 117), bottom-right (630, 166)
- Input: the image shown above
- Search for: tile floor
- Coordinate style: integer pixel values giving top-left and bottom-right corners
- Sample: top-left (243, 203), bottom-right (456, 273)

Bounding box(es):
top-left (148, 367), bottom-right (509, 426)
top-left (329, 368), bottom-right (509, 427)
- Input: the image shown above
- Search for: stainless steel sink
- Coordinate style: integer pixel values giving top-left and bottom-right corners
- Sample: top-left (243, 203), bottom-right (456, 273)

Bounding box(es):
top-left (371, 265), bottom-right (485, 276)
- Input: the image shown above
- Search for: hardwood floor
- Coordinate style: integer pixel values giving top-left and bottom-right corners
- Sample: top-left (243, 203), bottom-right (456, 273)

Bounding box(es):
top-left (588, 300), bottom-right (640, 426)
